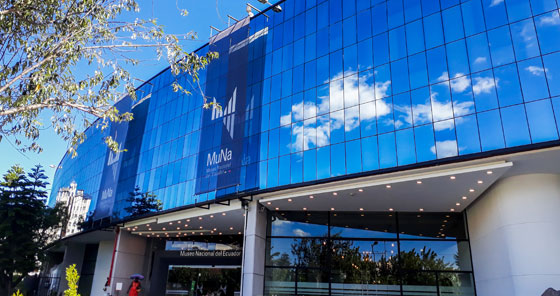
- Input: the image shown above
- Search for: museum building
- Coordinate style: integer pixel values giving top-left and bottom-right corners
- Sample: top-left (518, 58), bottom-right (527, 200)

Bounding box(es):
top-left (44, 0), bottom-right (560, 295)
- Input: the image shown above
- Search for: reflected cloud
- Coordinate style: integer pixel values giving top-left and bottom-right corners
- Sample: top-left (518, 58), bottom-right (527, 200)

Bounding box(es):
top-left (293, 229), bottom-right (311, 237)
top-left (538, 12), bottom-right (560, 26)
top-left (489, 0), bottom-right (504, 7)
top-left (472, 76), bottom-right (497, 95)
top-left (474, 57), bottom-right (487, 65)
top-left (431, 140), bottom-right (458, 158)
top-left (526, 65), bottom-right (547, 76)
top-left (450, 75), bottom-right (470, 93)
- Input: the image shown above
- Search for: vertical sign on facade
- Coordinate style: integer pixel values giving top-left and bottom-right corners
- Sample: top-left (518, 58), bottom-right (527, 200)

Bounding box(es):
top-left (195, 18), bottom-right (251, 195)
top-left (93, 97), bottom-right (132, 220)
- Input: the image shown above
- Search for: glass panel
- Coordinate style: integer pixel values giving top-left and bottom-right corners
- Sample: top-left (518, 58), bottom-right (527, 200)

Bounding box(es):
top-left (396, 128), bottom-right (416, 165)
top-left (442, 6), bottom-right (465, 43)
top-left (438, 272), bottom-right (476, 296)
top-left (331, 142), bottom-right (346, 176)
top-left (510, 19), bottom-right (540, 60)
top-left (487, 26), bottom-right (515, 67)
top-left (361, 136), bottom-right (380, 171)
top-left (415, 124), bottom-right (437, 162)
top-left (446, 40), bottom-right (470, 79)
top-left (543, 52), bottom-right (560, 97)
top-left (402, 271), bottom-right (437, 296)
top-left (345, 140), bottom-right (362, 174)
top-left (399, 240), bottom-right (473, 271)
top-left (461, 0), bottom-right (485, 36)
top-left (424, 13), bottom-right (444, 49)
top-left (264, 268), bottom-right (296, 296)
top-left (526, 99), bottom-right (559, 142)
top-left (455, 115), bottom-right (481, 155)
top-left (535, 11), bottom-right (560, 54)
top-left (494, 63), bottom-right (523, 107)
top-left (477, 110), bottom-right (505, 151)
top-left (472, 70), bottom-right (498, 112)
top-left (330, 212), bottom-right (397, 238)
top-left (399, 213), bottom-right (467, 240)
top-left (466, 33), bottom-right (492, 72)
top-left (269, 211), bottom-right (329, 237)
top-left (297, 268), bottom-right (330, 295)
top-left (518, 57), bottom-right (551, 102)
top-left (482, 0), bottom-right (508, 29)
top-left (501, 105), bottom-right (531, 147)
top-left (379, 132), bottom-right (397, 168)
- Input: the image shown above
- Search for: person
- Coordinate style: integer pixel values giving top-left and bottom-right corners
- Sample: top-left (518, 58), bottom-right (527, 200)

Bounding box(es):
top-left (127, 278), bottom-right (141, 296)
top-left (103, 277), bottom-right (111, 296)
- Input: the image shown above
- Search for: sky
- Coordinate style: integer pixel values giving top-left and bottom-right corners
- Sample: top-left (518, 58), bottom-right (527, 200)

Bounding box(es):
top-left (0, 0), bottom-right (272, 193)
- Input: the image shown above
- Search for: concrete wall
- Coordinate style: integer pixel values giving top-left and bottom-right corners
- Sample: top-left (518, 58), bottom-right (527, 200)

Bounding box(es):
top-left (467, 174), bottom-right (560, 296)
top-left (90, 240), bottom-right (115, 296)
top-left (241, 201), bottom-right (267, 296)
top-left (110, 230), bottom-right (147, 295)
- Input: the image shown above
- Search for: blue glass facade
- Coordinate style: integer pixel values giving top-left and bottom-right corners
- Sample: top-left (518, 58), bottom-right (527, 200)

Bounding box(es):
top-left (49, 0), bottom-right (560, 220)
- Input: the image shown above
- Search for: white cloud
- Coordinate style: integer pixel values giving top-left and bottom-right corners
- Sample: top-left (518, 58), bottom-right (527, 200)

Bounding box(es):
top-left (437, 71), bottom-right (450, 82)
top-left (293, 229), bottom-right (310, 237)
top-left (472, 76), bottom-right (497, 95)
top-left (490, 0), bottom-right (504, 7)
top-left (431, 140), bottom-right (458, 158)
top-left (525, 65), bottom-right (547, 76)
top-left (450, 75), bottom-right (470, 93)
top-left (539, 12), bottom-right (560, 26)
top-left (474, 56), bottom-right (487, 65)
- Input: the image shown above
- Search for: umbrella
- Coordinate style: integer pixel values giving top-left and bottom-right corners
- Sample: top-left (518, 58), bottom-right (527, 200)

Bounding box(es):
top-left (130, 274), bottom-right (144, 280)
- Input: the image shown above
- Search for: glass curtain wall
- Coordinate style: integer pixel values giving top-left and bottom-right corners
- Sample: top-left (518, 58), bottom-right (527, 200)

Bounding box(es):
top-left (264, 211), bottom-right (474, 296)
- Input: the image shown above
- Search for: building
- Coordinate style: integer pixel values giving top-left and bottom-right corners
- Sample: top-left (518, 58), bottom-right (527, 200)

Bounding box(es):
top-left (45, 0), bottom-right (560, 295)
top-left (55, 181), bottom-right (92, 237)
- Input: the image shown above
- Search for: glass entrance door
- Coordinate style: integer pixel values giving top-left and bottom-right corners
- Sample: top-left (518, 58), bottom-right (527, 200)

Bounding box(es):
top-left (166, 266), bottom-right (241, 296)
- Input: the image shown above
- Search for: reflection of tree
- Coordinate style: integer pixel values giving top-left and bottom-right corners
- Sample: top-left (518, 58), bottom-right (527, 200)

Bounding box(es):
top-left (271, 238), bottom-right (462, 287)
top-left (167, 268), bottom-right (239, 296)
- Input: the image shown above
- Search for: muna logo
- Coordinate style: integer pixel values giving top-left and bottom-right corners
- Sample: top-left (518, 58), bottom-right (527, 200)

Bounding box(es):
top-left (207, 148), bottom-right (232, 166)
top-left (211, 88), bottom-right (237, 139)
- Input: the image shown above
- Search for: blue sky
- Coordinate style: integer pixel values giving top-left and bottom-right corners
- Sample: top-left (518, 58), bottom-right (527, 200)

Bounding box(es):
top-left (0, 0), bottom-right (271, 192)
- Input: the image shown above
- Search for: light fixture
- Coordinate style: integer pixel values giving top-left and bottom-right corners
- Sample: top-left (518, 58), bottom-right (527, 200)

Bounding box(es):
top-left (309, 195), bottom-right (314, 199)
top-left (359, 208), bottom-right (364, 211)
top-left (146, 224), bottom-right (150, 227)
top-left (303, 207), bottom-right (307, 211)
top-left (358, 189), bottom-right (363, 192)
top-left (199, 226), bottom-right (203, 229)
top-left (462, 196), bottom-right (467, 200)
top-left (229, 226), bottom-right (234, 230)
top-left (169, 222), bottom-right (173, 225)
top-left (477, 180), bottom-right (483, 184)
top-left (288, 198), bottom-right (293, 202)
top-left (416, 180), bottom-right (422, 184)
top-left (386, 185), bottom-right (392, 189)
top-left (456, 202), bottom-right (460, 206)
top-left (148, 228), bottom-right (152, 231)
top-left (177, 221), bottom-right (182, 224)
top-left (162, 227), bottom-right (166, 231)
top-left (266, 201), bottom-right (271, 205)
top-left (332, 192), bottom-right (338, 196)
top-left (487, 170), bottom-right (493, 175)
top-left (176, 227), bottom-right (180, 230)
top-left (469, 188), bottom-right (475, 192)
top-left (213, 228), bottom-right (217, 231)
top-left (275, 207), bottom-right (279, 210)
top-left (450, 176), bottom-right (456, 180)
top-left (187, 219), bottom-right (191, 222)
top-left (330, 207), bottom-right (335, 211)
top-left (219, 232), bottom-right (223, 235)
top-left (210, 215), bottom-right (214, 218)
top-left (127, 228), bottom-right (131, 231)
top-left (198, 217), bottom-right (203, 220)
top-left (256, 0), bottom-right (283, 12)
top-left (389, 208), bottom-right (394, 211)
top-left (222, 213), bottom-right (226, 216)
top-left (419, 208), bottom-right (424, 212)
top-left (450, 208), bottom-right (455, 212)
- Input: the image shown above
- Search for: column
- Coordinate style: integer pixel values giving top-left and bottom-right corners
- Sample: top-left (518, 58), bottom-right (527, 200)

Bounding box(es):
top-left (110, 230), bottom-right (147, 295)
top-left (467, 174), bottom-right (560, 296)
top-left (241, 201), bottom-right (267, 296)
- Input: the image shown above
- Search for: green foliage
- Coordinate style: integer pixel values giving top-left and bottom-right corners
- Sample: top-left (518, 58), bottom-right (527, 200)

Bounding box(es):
top-left (63, 264), bottom-right (81, 296)
top-left (124, 186), bottom-right (162, 216)
top-left (0, 0), bottom-right (217, 154)
top-left (0, 165), bottom-right (65, 295)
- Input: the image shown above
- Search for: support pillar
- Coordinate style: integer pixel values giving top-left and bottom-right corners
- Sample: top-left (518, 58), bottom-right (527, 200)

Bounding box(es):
top-left (110, 230), bottom-right (147, 295)
top-left (241, 201), bottom-right (267, 296)
top-left (467, 174), bottom-right (560, 296)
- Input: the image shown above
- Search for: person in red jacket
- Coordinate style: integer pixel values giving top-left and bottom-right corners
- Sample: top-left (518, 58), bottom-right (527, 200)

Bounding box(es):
top-left (127, 278), bottom-right (141, 296)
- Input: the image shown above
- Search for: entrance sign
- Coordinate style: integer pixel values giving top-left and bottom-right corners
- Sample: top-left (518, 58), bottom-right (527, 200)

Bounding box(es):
top-left (178, 250), bottom-right (242, 257)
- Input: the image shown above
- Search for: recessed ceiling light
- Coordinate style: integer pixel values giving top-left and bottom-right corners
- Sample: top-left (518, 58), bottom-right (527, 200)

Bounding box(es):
top-left (275, 207), bottom-right (279, 210)
top-left (389, 208), bottom-right (394, 211)
top-left (177, 221), bottom-right (182, 224)
top-left (450, 176), bottom-right (456, 180)
top-left (177, 227), bottom-right (180, 230)
top-left (450, 208), bottom-right (455, 212)
top-left (146, 224), bottom-right (150, 227)
top-left (187, 219), bottom-right (191, 222)
top-left (210, 215), bottom-right (214, 218)
top-left (229, 227), bottom-right (234, 230)
top-left (303, 207), bottom-right (307, 211)
top-left (288, 198), bottom-right (293, 202)
top-left (330, 207), bottom-right (335, 211)
top-left (477, 180), bottom-right (483, 184)
top-left (359, 208), bottom-right (364, 211)
top-left (487, 171), bottom-right (493, 175)
top-left (456, 202), bottom-right (460, 206)
top-left (169, 222), bottom-right (173, 225)
top-left (266, 202), bottom-right (271, 205)
top-left (469, 189), bottom-right (475, 192)
top-left (222, 213), bottom-right (226, 216)
top-left (416, 180), bottom-right (422, 184)
top-left (127, 228), bottom-right (130, 231)
top-left (309, 195), bottom-right (314, 199)
top-left (199, 226), bottom-right (203, 229)
top-left (162, 227), bottom-right (166, 231)
top-left (358, 189), bottom-right (363, 192)
top-left (419, 208), bottom-right (424, 212)
top-left (198, 217), bottom-right (203, 220)
top-left (238, 232), bottom-right (242, 235)
top-left (213, 228), bottom-right (217, 231)
top-left (462, 196), bottom-right (467, 200)
top-left (148, 228), bottom-right (152, 231)
top-left (219, 232), bottom-right (223, 235)
top-left (386, 185), bottom-right (392, 189)
top-left (332, 192), bottom-right (338, 196)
